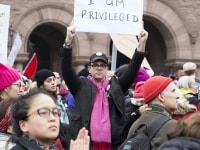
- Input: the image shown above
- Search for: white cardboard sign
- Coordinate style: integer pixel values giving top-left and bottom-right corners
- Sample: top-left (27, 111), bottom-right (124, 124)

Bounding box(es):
top-left (110, 34), bottom-right (152, 70)
top-left (7, 33), bottom-right (22, 66)
top-left (0, 4), bottom-right (10, 64)
top-left (74, 0), bottom-right (143, 35)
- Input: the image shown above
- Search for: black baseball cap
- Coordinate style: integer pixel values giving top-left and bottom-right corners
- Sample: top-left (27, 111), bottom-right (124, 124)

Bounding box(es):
top-left (90, 52), bottom-right (108, 64)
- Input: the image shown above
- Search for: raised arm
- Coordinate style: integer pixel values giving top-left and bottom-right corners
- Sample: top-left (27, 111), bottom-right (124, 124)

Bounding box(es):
top-left (118, 29), bottom-right (149, 93)
top-left (61, 26), bottom-right (81, 95)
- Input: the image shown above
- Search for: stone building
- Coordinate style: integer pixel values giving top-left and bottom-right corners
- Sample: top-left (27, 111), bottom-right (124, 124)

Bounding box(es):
top-left (1, 0), bottom-right (200, 77)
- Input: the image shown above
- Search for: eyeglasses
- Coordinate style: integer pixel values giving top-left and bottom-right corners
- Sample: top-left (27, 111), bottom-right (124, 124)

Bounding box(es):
top-left (27, 107), bottom-right (61, 118)
top-left (12, 82), bottom-right (22, 88)
top-left (91, 63), bottom-right (107, 69)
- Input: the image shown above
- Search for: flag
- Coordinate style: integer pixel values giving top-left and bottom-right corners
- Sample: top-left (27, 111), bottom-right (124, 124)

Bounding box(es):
top-left (23, 53), bottom-right (38, 79)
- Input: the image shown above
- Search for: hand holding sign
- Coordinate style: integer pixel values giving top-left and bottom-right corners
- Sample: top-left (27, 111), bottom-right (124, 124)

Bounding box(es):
top-left (65, 26), bottom-right (76, 45)
top-left (137, 29), bottom-right (148, 53)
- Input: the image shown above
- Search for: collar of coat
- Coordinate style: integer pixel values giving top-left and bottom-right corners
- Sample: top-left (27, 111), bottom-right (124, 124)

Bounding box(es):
top-left (144, 104), bottom-right (172, 118)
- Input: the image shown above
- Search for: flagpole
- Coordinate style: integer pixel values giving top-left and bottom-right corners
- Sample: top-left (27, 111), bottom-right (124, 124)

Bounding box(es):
top-left (111, 43), bottom-right (117, 71)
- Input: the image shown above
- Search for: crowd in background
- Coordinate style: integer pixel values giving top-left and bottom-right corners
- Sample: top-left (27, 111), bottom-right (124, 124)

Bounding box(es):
top-left (1, 26), bottom-right (200, 150)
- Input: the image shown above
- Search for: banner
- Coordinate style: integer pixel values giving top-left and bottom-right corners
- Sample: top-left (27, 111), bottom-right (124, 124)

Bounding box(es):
top-left (7, 33), bottom-right (22, 66)
top-left (0, 4), bottom-right (10, 63)
top-left (23, 53), bottom-right (38, 79)
top-left (110, 34), bottom-right (152, 70)
top-left (74, 0), bottom-right (143, 35)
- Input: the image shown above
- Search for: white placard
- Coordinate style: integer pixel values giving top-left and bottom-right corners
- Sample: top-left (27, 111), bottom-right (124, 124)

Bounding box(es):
top-left (110, 34), bottom-right (152, 70)
top-left (0, 4), bottom-right (10, 64)
top-left (7, 33), bottom-right (22, 66)
top-left (74, 0), bottom-right (143, 35)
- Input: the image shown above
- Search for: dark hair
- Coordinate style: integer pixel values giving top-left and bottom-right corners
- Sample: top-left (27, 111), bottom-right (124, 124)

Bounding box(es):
top-left (168, 112), bottom-right (200, 139)
top-left (184, 70), bottom-right (195, 76)
top-left (12, 89), bottom-right (56, 137)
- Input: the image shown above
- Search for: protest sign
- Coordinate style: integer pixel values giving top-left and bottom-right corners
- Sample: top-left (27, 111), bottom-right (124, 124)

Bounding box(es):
top-left (0, 4), bottom-right (10, 63)
top-left (7, 33), bottom-right (22, 66)
top-left (110, 34), bottom-right (152, 70)
top-left (74, 0), bottom-right (143, 35)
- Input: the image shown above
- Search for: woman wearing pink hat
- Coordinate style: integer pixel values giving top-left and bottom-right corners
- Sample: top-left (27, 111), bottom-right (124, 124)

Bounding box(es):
top-left (0, 63), bottom-right (22, 101)
top-left (0, 63), bottom-right (23, 149)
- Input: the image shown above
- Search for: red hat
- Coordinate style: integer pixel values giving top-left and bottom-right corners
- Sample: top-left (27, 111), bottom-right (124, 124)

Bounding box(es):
top-left (143, 76), bottom-right (172, 104)
top-left (133, 81), bottom-right (145, 98)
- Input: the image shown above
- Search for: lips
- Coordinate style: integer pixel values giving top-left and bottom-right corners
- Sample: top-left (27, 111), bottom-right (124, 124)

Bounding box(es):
top-left (49, 125), bottom-right (58, 130)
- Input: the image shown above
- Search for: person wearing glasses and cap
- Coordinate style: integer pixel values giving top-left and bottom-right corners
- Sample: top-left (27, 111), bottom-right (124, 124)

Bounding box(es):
top-left (60, 25), bottom-right (148, 150)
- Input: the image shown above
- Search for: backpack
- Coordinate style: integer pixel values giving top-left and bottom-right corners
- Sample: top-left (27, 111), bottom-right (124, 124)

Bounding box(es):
top-left (118, 116), bottom-right (170, 150)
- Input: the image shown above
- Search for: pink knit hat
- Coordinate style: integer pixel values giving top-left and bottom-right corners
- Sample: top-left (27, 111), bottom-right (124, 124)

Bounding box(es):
top-left (0, 63), bottom-right (21, 91)
top-left (132, 68), bottom-right (150, 88)
top-left (133, 81), bottom-right (145, 98)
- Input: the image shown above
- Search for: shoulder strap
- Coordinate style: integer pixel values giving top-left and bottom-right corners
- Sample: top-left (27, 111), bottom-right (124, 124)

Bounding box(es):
top-left (147, 116), bottom-right (170, 140)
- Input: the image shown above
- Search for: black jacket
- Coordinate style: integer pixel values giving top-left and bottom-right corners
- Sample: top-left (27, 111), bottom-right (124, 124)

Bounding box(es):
top-left (156, 136), bottom-right (200, 150)
top-left (11, 136), bottom-right (58, 150)
top-left (11, 137), bottom-right (43, 150)
top-left (61, 47), bottom-right (146, 149)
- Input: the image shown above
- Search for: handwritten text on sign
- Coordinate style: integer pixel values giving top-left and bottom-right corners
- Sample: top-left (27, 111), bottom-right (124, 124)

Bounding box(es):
top-left (74, 0), bottom-right (143, 35)
top-left (0, 4), bottom-right (10, 64)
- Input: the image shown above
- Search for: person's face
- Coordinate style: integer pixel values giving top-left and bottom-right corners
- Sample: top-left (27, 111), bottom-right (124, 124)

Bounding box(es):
top-left (55, 76), bottom-right (61, 86)
top-left (6, 79), bottom-right (22, 99)
top-left (159, 82), bottom-right (180, 111)
top-left (89, 60), bottom-right (108, 82)
top-left (40, 76), bottom-right (57, 92)
top-left (19, 94), bottom-right (60, 144)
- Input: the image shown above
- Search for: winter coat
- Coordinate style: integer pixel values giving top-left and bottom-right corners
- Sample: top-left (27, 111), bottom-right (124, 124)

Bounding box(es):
top-left (179, 88), bottom-right (200, 105)
top-left (61, 47), bottom-right (146, 149)
top-left (11, 136), bottom-right (58, 150)
top-left (156, 136), bottom-right (200, 150)
top-left (0, 132), bottom-right (15, 150)
top-left (128, 104), bottom-right (177, 149)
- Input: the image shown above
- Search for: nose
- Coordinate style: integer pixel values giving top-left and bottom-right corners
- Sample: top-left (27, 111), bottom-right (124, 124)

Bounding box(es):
top-left (49, 112), bottom-right (57, 121)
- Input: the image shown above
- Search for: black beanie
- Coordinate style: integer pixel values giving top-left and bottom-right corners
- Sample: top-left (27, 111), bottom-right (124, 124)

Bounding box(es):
top-left (35, 69), bottom-right (55, 87)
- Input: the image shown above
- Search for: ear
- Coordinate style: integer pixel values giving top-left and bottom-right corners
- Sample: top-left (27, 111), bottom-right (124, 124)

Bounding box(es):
top-left (4, 87), bottom-right (9, 93)
top-left (157, 94), bottom-right (165, 103)
top-left (19, 120), bottom-right (29, 133)
top-left (88, 66), bottom-right (92, 73)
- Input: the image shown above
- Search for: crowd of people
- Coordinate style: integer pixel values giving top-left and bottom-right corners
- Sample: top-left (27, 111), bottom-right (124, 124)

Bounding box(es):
top-left (1, 25), bottom-right (200, 150)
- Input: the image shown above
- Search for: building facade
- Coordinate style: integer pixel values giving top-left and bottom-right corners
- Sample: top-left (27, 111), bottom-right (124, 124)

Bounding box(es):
top-left (1, 0), bottom-right (200, 77)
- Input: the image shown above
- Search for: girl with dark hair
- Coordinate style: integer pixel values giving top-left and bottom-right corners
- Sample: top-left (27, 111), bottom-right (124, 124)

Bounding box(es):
top-left (11, 89), bottom-right (60, 149)
top-left (11, 89), bottom-right (90, 150)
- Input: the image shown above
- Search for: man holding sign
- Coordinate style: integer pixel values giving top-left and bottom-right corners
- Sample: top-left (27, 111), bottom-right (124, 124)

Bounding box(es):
top-left (60, 25), bottom-right (148, 150)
